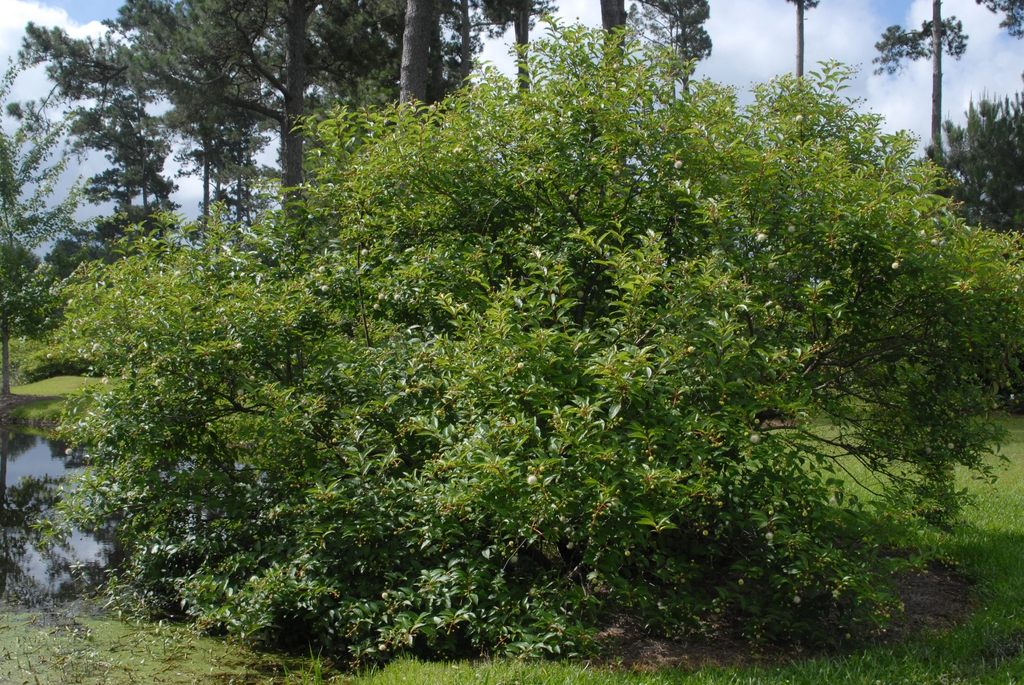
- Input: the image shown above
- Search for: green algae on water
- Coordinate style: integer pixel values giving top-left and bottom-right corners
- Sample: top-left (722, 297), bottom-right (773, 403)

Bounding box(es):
top-left (0, 609), bottom-right (336, 684)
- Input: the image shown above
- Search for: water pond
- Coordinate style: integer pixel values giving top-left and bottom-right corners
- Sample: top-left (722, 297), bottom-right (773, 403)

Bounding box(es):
top-left (0, 426), bottom-right (325, 684)
top-left (0, 427), bottom-right (119, 606)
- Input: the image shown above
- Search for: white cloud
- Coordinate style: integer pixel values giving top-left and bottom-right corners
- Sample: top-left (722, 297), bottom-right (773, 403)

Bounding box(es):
top-left (0, 1), bottom-right (104, 103)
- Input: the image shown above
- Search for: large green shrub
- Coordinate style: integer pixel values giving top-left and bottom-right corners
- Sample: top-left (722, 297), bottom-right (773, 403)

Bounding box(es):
top-left (58, 24), bottom-right (1023, 660)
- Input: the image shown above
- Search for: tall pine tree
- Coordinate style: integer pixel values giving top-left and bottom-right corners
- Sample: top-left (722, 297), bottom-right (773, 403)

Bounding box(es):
top-left (785, 0), bottom-right (819, 78)
top-left (939, 94), bottom-right (1024, 232)
top-left (20, 24), bottom-right (177, 242)
top-left (25, 0), bottom-right (404, 191)
top-left (874, 0), bottom-right (967, 150)
top-left (630, 0), bottom-right (711, 87)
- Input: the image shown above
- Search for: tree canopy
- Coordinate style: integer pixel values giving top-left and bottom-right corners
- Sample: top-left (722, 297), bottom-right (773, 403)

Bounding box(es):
top-left (874, 1), bottom-right (968, 149)
top-left (630, 0), bottom-right (711, 86)
top-left (940, 94), bottom-right (1024, 233)
top-left (0, 66), bottom-right (76, 394)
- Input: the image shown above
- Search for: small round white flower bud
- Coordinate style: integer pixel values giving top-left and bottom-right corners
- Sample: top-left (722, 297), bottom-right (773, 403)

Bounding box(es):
top-left (787, 225), bottom-right (796, 233)
top-left (795, 114), bottom-right (804, 123)
top-left (527, 475), bottom-right (538, 485)
top-left (749, 433), bottom-right (762, 444)
top-left (931, 239), bottom-right (939, 247)
top-left (765, 531), bottom-right (774, 541)
top-left (566, 542), bottom-right (575, 549)
top-left (792, 595), bottom-right (801, 604)
top-left (320, 285), bottom-right (329, 292)
top-left (755, 233), bottom-right (768, 243)
top-left (674, 160), bottom-right (683, 169)
top-left (891, 261), bottom-right (900, 270)
top-left (510, 555), bottom-right (519, 564)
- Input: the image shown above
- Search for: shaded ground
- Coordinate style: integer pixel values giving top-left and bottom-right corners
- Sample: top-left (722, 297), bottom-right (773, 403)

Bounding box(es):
top-left (0, 393), bottom-right (60, 418)
top-left (596, 561), bottom-right (973, 671)
top-left (0, 392), bottom-right (61, 427)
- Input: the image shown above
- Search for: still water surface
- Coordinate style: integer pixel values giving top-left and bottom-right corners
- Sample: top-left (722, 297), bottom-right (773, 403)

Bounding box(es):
top-left (0, 426), bottom-right (120, 607)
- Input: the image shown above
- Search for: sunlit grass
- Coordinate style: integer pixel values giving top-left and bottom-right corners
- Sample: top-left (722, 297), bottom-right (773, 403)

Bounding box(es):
top-left (8, 376), bottom-right (107, 422)
top-left (8, 396), bottom-right (66, 421)
top-left (11, 375), bottom-right (104, 396)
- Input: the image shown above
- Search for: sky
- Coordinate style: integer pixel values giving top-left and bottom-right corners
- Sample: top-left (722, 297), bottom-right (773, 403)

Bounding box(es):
top-left (1, 0), bottom-right (1022, 219)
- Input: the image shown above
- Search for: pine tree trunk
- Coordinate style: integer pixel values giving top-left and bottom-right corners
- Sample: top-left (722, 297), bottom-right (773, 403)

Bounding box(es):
top-left (236, 178), bottom-right (244, 224)
top-left (460, 0), bottom-right (472, 81)
top-left (796, 0), bottom-right (805, 78)
top-left (1, 324), bottom-right (9, 396)
top-left (600, 0), bottom-right (626, 31)
top-left (514, 3), bottom-right (529, 91)
top-left (931, 0), bottom-right (943, 149)
top-left (0, 432), bottom-right (7, 510)
top-left (202, 142), bottom-right (211, 220)
top-left (401, 0), bottom-right (434, 103)
top-left (430, 15), bottom-right (445, 102)
top-left (282, 0), bottom-right (313, 190)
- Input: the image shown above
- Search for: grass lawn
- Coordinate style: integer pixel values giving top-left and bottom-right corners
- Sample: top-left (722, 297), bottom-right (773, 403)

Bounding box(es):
top-left (7, 376), bottom-right (105, 422)
top-left (10, 375), bottom-right (105, 396)
top-left (337, 418), bottom-right (1024, 685)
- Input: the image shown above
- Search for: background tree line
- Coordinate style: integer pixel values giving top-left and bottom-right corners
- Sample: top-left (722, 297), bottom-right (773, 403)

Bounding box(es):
top-left (15, 0), bottom-right (714, 274)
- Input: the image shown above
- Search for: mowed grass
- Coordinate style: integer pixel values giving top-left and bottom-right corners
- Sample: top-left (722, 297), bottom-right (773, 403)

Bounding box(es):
top-left (10, 375), bottom-right (104, 396)
top-left (8, 376), bottom-right (105, 422)
top-left (339, 419), bottom-right (1024, 685)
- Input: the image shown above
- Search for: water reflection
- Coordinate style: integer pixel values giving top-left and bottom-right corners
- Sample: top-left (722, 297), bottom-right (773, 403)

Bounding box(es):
top-left (0, 426), bottom-right (121, 607)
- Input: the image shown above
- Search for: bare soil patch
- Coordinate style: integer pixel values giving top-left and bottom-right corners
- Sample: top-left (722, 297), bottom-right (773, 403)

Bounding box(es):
top-left (596, 561), bottom-right (973, 672)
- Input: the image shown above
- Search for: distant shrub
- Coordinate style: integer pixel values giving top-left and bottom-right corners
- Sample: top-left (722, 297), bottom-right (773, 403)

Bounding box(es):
top-left (20, 345), bottom-right (91, 384)
top-left (57, 23), bottom-right (1024, 662)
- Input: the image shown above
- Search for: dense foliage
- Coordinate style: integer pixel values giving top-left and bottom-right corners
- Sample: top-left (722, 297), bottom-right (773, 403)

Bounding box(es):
top-left (940, 93), bottom-right (1024, 233)
top-left (0, 65), bottom-right (76, 394)
top-left (58, 25), bottom-right (1024, 661)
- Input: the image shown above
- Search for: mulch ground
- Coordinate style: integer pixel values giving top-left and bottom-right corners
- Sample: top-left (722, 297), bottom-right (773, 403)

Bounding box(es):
top-left (596, 561), bottom-right (973, 671)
